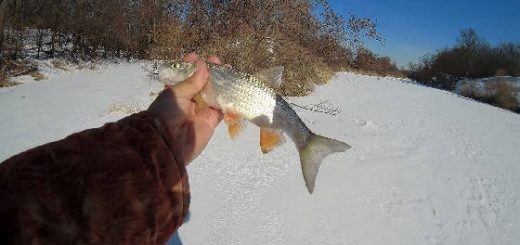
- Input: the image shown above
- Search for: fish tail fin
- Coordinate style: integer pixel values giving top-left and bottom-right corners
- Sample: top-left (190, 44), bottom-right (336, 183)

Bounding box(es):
top-left (299, 134), bottom-right (351, 194)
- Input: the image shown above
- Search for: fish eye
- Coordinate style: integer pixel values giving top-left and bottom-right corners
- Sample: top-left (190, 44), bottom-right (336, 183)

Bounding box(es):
top-left (174, 63), bottom-right (180, 69)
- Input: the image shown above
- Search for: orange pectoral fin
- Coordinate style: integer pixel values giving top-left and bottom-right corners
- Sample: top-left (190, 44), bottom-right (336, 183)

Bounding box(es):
top-left (260, 128), bottom-right (285, 154)
top-left (224, 112), bottom-right (245, 139)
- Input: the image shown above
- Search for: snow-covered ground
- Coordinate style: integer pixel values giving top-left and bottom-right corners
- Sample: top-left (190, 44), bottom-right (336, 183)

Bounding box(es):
top-left (1, 63), bottom-right (520, 244)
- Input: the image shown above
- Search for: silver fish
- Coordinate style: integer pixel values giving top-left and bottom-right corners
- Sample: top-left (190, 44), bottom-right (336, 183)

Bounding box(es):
top-left (159, 62), bottom-right (350, 193)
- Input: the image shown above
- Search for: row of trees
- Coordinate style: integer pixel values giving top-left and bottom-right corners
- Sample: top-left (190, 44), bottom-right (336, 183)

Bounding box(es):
top-left (1, 0), bottom-right (401, 94)
top-left (408, 29), bottom-right (520, 90)
top-left (353, 47), bottom-right (402, 77)
top-left (1, 0), bottom-right (175, 60)
top-left (407, 29), bottom-right (520, 113)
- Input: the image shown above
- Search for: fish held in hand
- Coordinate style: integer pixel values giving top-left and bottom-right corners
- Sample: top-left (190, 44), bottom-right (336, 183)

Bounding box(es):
top-left (159, 61), bottom-right (350, 193)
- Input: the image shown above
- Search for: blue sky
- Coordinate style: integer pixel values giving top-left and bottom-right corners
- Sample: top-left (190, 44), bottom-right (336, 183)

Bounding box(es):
top-left (329, 0), bottom-right (520, 67)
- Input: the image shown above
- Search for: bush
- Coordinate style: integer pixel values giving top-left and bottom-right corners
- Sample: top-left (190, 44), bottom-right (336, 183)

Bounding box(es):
top-left (0, 70), bottom-right (9, 87)
top-left (145, 1), bottom-right (376, 96)
top-left (50, 59), bottom-right (68, 71)
top-left (460, 81), bottom-right (480, 98)
top-left (353, 47), bottom-right (404, 77)
top-left (192, 25), bottom-right (334, 96)
top-left (0, 69), bottom-right (18, 87)
top-left (408, 29), bottom-right (520, 88)
top-left (275, 41), bottom-right (333, 96)
top-left (2, 0), bottom-right (394, 94)
top-left (460, 78), bottom-right (519, 112)
top-left (29, 70), bottom-right (46, 81)
top-left (486, 78), bottom-right (519, 111)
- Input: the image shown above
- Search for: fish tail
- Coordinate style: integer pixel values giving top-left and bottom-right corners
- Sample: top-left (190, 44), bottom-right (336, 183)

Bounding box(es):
top-left (299, 134), bottom-right (351, 194)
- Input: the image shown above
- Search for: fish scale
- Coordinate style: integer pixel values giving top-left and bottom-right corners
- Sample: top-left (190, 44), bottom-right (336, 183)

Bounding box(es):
top-left (208, 64), bottom-right (276, 121)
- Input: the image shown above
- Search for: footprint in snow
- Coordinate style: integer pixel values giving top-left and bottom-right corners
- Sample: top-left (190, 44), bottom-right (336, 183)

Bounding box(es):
top-left (353, 119), bottom-right (379, 130)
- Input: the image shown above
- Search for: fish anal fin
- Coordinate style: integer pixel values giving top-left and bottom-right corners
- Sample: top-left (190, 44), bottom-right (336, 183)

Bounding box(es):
top-left (254, 66), bottom-right (284, 88)
top-left (260, 128), bottom-right (285, 154)
top-left (224, 112), bottom-right (245, 139)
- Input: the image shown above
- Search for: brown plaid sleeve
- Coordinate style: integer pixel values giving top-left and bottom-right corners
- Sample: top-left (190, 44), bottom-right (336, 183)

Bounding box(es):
top-left (0, 111), bottom-right (190, 245)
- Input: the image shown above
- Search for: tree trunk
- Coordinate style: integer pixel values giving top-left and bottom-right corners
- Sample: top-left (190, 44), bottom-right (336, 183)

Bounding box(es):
top-left (36, 29), bottom-right (43, 59)
top-left (50, 31), bottom-right (55, 58)
top-left (0, 1), bottom-right (5, 60)
top-left (0, 31), bottom-right (4, 63)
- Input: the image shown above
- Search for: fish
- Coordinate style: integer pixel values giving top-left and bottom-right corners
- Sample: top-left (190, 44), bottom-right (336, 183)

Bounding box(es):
top-left (158, 61), bottom-right (350, 193)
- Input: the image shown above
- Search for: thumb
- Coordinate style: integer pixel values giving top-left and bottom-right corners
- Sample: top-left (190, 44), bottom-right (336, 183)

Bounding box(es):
top-left (171, 57), bottom-right (209, 98)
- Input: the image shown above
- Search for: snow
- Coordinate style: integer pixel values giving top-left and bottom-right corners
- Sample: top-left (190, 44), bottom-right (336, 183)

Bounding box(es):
top-left (1, 63), bottom-right (520, 244)
top-left (0, 62), bottom-right (159, 158)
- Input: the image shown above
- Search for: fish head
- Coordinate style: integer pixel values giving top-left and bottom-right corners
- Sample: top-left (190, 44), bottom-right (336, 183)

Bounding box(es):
top-left (158, 61), bottom-right (196, 85)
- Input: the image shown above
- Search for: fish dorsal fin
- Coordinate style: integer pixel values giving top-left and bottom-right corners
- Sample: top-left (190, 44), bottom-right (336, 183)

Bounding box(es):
top-left (260, 127), bottom-right (286, 154)
top-left (254, 66), bottom-right (284, 88)
top-left (224, 112), bottom-right (246, 139)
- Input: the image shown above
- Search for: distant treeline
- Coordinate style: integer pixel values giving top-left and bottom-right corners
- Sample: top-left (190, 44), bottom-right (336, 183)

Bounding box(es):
top-left (408, 29), bottom-right (520, 90)
top-left (0, 0), bottom-right (402, 94)
top-left (407, 29), bottom-right (520, 113)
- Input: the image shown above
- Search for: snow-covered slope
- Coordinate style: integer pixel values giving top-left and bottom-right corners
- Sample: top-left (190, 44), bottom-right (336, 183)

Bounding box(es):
top-left (1, 64), bottom-right (520, 244)
top-left (0, 62), bottom-right (158, 159)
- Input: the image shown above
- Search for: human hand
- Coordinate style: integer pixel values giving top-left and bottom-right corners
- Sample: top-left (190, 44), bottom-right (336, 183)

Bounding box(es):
top-left (148, 53), bottom-right (223, 164)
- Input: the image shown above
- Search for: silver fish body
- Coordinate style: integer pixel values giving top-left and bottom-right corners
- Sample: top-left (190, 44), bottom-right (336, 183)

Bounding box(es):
top-left (159, 62), bottom-right (350, 193)
top-left (203, 64), bottom-right (278, 125)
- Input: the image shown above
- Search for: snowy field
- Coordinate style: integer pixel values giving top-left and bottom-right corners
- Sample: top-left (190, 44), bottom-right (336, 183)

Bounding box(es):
top-left (1, 62), bottom-right (520, 244)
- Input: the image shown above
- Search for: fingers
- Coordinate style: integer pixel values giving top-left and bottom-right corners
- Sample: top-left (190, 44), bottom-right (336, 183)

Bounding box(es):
top-left (184, 53), bottom-right (221, 65)
top-left (173, 53), bottom-right (223, 99)
top-left (182, 52), bottom-right (199, 63)
top-left (197, 107), bottom-right (223, 129)
top-left (174, 53), bottom-right (224, 127)
top-left (207, 55), bottom-right (222, 65)
top-left (185, 108), bottom-right (223, 162)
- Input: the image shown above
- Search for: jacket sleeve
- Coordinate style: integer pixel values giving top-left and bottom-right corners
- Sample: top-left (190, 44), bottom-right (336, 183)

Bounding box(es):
top-left (0, 111), bottom-right (190, 245)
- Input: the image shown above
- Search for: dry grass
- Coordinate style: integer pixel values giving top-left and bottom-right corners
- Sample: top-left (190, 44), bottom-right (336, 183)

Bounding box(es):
top-left (0, 60), bottom-right (36, 87)
top-left (461, 78), bottom-right (519, 112)
top-left (347, 68), bottom-right (406, 79)
top-left (51, 59), bottom-right (69, 70)
top-left (3, 60), bottom-right (37, 76)
top-left (0, 73), bottom-right (19, 87)
top-left (108, 103), bottom-right (143, 114)
top-left (77, 64), bottom-right (97, 70)
top-left (487, 78), bottom-right (519, 110)
top-left (385, 70), bottom-right (407, 78)
top-left (29, 70), bottom-right (46, 81)
top-left (460, 81), bottom-right (480, 98)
